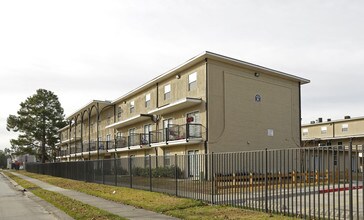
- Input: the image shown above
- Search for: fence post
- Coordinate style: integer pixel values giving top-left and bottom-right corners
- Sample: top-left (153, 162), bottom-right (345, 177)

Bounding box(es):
top-left (114, 155), bottom-right (117, 186)
top-left (84, 160), bottom-right (87, 182)
top-left (149, 155), bottom-right (152, 192)
top-left (102, 159), bottom-right (105, 184)
top-left (175, 154), bottom-right (178, 196)
top-left (349, 139), bottom-right (353, 220)
top-left (129, 156), bottom-right (132, 188)
top-left (265, 148), bottom-right (268, 213)
top-left (211, 152), bottom-right (215, 204)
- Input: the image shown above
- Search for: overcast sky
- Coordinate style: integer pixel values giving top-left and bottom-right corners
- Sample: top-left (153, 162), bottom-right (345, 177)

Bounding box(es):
top-left (1, 0), bottom-right (363, 151)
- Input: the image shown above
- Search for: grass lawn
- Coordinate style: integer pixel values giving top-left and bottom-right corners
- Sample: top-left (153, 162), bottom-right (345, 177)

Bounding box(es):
top-left (16, 170), bottom-right (296, 220)
top-left (3, 172), bottom-right (126, 220)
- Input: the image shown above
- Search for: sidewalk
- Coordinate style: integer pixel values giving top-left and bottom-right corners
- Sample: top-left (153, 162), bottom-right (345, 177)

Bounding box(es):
top-left (10, 172), bottom-right (179, 220)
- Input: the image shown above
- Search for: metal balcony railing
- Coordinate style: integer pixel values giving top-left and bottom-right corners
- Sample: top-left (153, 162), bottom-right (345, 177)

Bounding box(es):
top-left (115, 137), bottom-right (128, 149)
top-left (150, 123), bottom-right (202, 144)
top-left (69, 147), bottom-right (76, 154)
top-left (56, 150), bottom-right (68, 157)
top-left (128, 133), bottom-right (142, 147)
top-left (57, 124), bottom-right (203, 156)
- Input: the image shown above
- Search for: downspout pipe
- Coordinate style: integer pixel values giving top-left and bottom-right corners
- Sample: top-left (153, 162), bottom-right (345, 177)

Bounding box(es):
top-left (299, 82), bottom-right (302, 147)
top-left (204, 58), bottom-right (208, 154)
top-left (204, 58), bottom-right (209, 181)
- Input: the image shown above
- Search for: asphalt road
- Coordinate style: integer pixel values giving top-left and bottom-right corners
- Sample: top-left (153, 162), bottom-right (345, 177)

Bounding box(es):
top-left (0, 173), bottom-right (58, 220)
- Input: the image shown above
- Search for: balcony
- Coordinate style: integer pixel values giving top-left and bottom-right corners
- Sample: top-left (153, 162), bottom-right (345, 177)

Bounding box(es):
top-left (57, 124), bottom-right (204, 157)
top-left (148, 97), bottom-right (202, 115)
top-left (150, 123), bottom-right (203, 146)
top-left (105, 114), bottom-right (152, 130)
top-left (60, 136), bottom-right (81, 144)
top-left (56, 149), bottom-right (68, 158)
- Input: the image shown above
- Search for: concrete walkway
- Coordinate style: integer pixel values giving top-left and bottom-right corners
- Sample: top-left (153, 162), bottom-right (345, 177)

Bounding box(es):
top-left (0, 172), bottom-right (72, 220)
top-left (10, 172), bottom-right (179, 220)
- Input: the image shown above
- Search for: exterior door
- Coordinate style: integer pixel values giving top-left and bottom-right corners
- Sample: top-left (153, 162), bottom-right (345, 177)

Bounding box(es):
top-left (163, 119), bottom-right (172, 141)
top-left (106, 134), bottom-right (111, 149)
top-left (188, 150), bottom-right (199, 178)
top-left (129, 128), bottom-right (136, 146)
top-left (187, 111), bottom-right (200, 138)
top-left (143, 124), bottom-right (151, 144)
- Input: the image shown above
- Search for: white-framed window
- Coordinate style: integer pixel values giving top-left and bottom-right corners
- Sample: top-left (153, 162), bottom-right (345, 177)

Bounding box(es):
top-left (321, 126), bottom-right (327, 134)
top-left (342, 124), bottom-right (348, 132)
top-left (188, 72), bottom-right (197, 91)
top-left (302, 128), bottom-right (308, 136)
top-left (164, 84), bottom-right (171, 100)
top-left (130, 101), bottom-right (135, 113)
top-left (117, 106), bottom-right (122, 121)
top-left (145, 93), bottom-right (151, 108)
top-left (164, 150), bottom-right (171, 167)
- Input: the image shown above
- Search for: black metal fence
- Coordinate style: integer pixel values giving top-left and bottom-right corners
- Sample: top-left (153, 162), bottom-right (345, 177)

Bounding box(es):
top-left (26, 145), bottom-right (364, 219)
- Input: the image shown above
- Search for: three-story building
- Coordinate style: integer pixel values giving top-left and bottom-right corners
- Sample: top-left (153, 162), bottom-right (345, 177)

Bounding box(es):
top-left (57, 51), bottom-right (309, 163)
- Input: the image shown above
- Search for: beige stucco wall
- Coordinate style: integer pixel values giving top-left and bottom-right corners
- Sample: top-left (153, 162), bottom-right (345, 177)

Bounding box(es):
top-left (207, 60), bottom-right (301, 153)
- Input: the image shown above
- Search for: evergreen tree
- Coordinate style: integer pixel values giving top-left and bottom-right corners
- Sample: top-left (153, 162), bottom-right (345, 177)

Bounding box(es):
top-left (7, 89), bottom-right (67, 163)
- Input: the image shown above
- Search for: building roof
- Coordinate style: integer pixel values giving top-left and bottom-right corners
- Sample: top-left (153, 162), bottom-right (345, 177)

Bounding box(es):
top-left (111, 51), bottom-right (310, 104)
top-left (62, 51), bottom-right (310, 128)
top-left (65, 100), bottom-right (112, 120)
top-left (302, 116), bottom-right (364, 127)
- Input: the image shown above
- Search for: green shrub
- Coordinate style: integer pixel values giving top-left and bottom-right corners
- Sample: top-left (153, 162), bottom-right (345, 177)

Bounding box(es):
top-left (131, 166), bottom-right (183, 178)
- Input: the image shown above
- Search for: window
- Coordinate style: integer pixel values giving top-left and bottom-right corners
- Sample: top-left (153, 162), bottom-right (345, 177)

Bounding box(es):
top-left (130, 101), bottom-right (135, 113)
top-left (188, 72), bottom-right (197, 91)
top-left (302, 128), bottom-right (308, 136)
top-left (164, 150), bottom-right (171, 167)
top-left (107, 116), bottom-right (111, 125)
top-left (338, 141), bottom-right (343, 150)
top-left (117, 107), bottom-right (122, 121)
top-left (164, 84), bottom-right (171, 100)
top-left (145, 93), bottom-right (151, 108)
top-left (321, 126), bottom-right (327, 134)
top-left (342, 124), bottom-right (348, 132)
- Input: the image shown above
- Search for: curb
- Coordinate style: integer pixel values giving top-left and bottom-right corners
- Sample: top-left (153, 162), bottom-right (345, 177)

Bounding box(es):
top-left (0, 171), bottom-right (74, 220)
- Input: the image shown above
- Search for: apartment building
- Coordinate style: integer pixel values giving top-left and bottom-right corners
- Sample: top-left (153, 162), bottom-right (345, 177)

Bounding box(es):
top-left (302, 116), bottom-right (364, 147)
top-left (56, 51), bottom-right (309, 162)
top-left (301, 116), bottom-right (364, 172)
